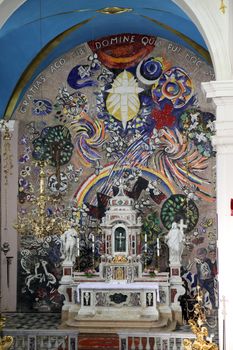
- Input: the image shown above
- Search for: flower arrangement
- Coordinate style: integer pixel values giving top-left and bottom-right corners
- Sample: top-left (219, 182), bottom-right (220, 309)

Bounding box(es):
top-left (84, 269), bottom-right (96, 278)
top-left (144, 268), bottom-right (158, 277)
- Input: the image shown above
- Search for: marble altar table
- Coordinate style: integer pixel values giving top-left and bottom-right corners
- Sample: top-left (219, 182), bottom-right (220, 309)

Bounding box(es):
top-left (76, 281), bottom-right (160, 320)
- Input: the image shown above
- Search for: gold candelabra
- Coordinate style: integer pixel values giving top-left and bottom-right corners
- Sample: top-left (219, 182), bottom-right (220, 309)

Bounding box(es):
top-left (15, 161), bottom-right (69, 238)
top-left (0, 296), bottom-right (13, 350)
top-left (0, 317), bottom-right (13, 350)
top-left (183, 286), bottom-right (218, 350)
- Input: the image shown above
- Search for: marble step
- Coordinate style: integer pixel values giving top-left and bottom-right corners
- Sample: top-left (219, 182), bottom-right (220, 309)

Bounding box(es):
top-left (64, 316), bottom-right (177, 333)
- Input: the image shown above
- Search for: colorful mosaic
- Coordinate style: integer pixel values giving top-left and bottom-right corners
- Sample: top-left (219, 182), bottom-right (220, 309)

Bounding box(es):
top-left (14, 34), bottom-right (217, 314)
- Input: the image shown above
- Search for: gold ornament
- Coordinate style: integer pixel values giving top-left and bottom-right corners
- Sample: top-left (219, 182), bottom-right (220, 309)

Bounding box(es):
top-left (96, 7), bottom-right (132, 15)
top-left (15, 161), bottom-right (70, 238)
top-left (0, 298), bottom-right (13, 350)
top-left (112, 255), bottom-right (128, 263)
top-left (183, 286), bottom-right (218, 350)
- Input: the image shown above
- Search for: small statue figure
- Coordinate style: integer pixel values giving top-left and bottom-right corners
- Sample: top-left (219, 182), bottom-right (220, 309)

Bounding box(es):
top-left (60, 226), bottom-right (79, 263)
top-left (146, 292), bottom-right (153, 306)
top-left (106, 266), bottom-right (112, 282)
top-left (84, 292), bottom-right (90, 306)
top-left (165, 222), bottom-right (185, 265)
top-left (127, 266), bottom-right (134, 283)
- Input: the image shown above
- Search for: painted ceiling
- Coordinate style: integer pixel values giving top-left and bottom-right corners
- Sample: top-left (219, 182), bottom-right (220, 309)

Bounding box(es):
top-left (0, 0), bottom-right (210, 118)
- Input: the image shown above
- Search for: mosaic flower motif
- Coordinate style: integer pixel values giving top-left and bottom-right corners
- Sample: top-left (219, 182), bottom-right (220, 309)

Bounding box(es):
top-left (32, 99), bottom-right (53, 116)
top-left (179, 109), bottom-right (215, 158)
top-left (102, 130), bottom-right (128, 159)
top-left (54, 87), bottom-right (88, 121)
top-left (151, 104), bottom-right (176, 129)
top-left (88, 53), bottom-right (101, 69)
top-left (97, 67), bottom-right (114, 87)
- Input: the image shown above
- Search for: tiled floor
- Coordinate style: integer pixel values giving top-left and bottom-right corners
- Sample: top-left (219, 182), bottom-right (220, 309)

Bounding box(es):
top-left (4, 312), bottom-right (61, 329)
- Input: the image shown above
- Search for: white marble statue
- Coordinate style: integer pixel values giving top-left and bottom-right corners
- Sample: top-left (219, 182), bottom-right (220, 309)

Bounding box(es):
top-left (165, 222), bottom-right (185, 265)
top-left (60, 227), bottom-right (79, 263)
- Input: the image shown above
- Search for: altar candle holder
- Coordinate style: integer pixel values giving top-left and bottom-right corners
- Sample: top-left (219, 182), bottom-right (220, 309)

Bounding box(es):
top-left (77, 237), bottom-right (80, 257)
top-left (77, 237), bottom-right (80, 272)
top-left (157, 237), bottom-right (160, 272)
top-left (92, 234), bottom-right (95, 269)
top-left (144, 233), bottom-right (147, 253)
top-left (157, 237), bottom-right (160, 256)
top-left (144, 234), bottom-right (148, 270)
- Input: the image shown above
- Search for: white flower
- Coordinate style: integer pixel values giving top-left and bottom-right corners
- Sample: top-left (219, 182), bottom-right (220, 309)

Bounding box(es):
top-left (189, 121), bottom-right (199, 130)
top-left (195, 132), bottom-right (207, 142)
top-left (191, 112), bottom-right (199, 123)
top-left (88, 53), bottom-right (100, 68)
top-left (206, 120), bottom-right (215, 132)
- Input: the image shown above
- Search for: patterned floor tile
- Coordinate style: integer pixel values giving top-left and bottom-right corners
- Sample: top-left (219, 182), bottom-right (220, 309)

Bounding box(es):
top-left (4, 313), bottom-right (61, 329)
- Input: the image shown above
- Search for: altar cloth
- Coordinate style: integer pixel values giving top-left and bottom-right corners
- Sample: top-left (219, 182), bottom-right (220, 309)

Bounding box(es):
top-left (77, 282), bottom-right (160, 302)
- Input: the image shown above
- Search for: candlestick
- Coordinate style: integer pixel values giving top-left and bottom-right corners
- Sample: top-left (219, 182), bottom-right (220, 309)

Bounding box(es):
top-left (157, 237), bottom-right (160, 257)
top-left (92, 234), bottom-right (95, 253)
top-left (77, 237), bottom-right (80, 257)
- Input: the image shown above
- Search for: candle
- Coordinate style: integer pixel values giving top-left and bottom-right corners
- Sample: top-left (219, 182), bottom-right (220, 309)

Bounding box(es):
top-left (145, 233), bottom-right (147, 243)
top-left (145, 242), bottom-right (147, 253)
top-left (92, 234), bottom-right (95, 253)
top-left (157, 237), bottom-right (160, 249)
top-left (77, 237), bottom-right (80, 257)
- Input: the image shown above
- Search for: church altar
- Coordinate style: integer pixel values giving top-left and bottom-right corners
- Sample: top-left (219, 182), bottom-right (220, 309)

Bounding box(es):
top-left (59, 184), bottom-right (185, 331)
top-left (75, 281), bottom-right (160, 320)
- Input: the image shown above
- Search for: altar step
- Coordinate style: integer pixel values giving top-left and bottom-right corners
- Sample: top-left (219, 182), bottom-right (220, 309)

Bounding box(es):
top-left (65, 315), bottom-right (177, 333)
top-left (78, 333), bottom-right (119, 350)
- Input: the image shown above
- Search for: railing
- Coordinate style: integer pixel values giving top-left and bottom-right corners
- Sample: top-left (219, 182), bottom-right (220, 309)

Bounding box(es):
top-left (118, 332), bottom-right (196, 350)
top-left (3, 329), bottom-right (78, 350)
top-left (4, 328), bottom-right (196, 350)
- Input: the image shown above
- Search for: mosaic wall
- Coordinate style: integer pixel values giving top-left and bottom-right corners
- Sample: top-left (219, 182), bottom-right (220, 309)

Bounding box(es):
top-left (14, 34), bottom-right (217, 316)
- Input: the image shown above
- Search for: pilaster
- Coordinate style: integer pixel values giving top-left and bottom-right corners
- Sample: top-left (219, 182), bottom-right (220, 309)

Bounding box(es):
top-left (0, 120), bottom-right (18, 311)
top-left (202, 80), bottom-right (233, 350)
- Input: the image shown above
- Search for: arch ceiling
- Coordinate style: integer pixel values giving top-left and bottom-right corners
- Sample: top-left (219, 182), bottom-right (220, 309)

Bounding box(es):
top-left (0, 0), bottom-right (210, 118)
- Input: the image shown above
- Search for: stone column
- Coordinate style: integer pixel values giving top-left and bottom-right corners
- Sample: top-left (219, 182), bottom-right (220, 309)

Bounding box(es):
top-left (202, 80), bottom-right (233, 350)
top-left (0, 120), bottom-right (18, 311)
